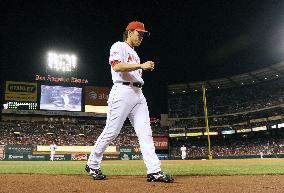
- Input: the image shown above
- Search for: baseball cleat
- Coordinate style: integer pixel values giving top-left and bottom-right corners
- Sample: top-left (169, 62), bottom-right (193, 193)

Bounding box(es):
top-left (146, 171), bottom-right (174, 183)
top-left (85, 165), bottom-right (106, 180)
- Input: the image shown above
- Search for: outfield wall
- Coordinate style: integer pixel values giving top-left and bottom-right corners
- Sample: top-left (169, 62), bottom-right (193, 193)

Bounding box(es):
top-left (170, 154), bottom-right (284, 160)
top-left (3, 144), bottom-right (282, 160)
top-left (1, 144), bottom-right (145, 161)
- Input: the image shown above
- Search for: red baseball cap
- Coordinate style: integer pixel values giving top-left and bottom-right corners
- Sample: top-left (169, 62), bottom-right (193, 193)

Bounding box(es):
top-left (126, 21), bottom-right (149, 33)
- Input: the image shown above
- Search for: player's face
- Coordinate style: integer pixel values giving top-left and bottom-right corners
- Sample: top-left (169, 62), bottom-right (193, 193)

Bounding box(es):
top-left (130, 30), bottom-right (144, 46)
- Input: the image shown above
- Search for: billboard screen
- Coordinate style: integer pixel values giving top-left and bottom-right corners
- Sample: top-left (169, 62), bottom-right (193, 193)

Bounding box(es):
top-left (84, 86), bottom-right (110, 113)
top-left (40, 85), bottom-right (82, 111)
top-left (5, 81), bottom-right (37, 102)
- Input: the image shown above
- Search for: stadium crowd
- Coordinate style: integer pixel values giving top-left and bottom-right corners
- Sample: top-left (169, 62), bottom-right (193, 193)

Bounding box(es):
top-left (0, 120), bottom-right (168, 146)
top-left (170, 136), bottom-right (284, 159)
top-left (169, 78), bottom-right (284, 118)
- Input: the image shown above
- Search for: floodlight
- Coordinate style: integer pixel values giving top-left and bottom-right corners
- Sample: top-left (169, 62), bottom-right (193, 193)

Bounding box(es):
top-left (47, 51), bottom-right (77, 72)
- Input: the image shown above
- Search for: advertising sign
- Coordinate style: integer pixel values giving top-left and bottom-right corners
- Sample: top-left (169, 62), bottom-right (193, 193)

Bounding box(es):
top-left (252, 126), bottom-right (267, 131)
top-left (119, 146), bottom-right (133, 153)
top-left (221, 130), bottom-right (236, 135)
top-left (236, 129), bottom-right (252, 133)
top-left (169, 133), bottom-right (185, 137)
top-left (84, 86), bottom-right (110, 114)
top-left (203, 132), bottom-right (218, 135)
top-left (5, 145), bottom-right (33, 154)
top-left (119, 152), bottom-right (143, 160)
top-left (27, 154), bottom-right (46, 161)
top-left (120, 153), bottom-right (132, 160)
top-left (71, 154), bottom-right (88, 161)
top-left (153, 137), bottom-right (168, 150)
top-left (6, 154), bottom-right (24, 160)
top-left (85, 86), bottom-right (110, 106)
top-left (5, 81), bottom-right (37, 102)
top-left (119, 146), bottom-right (142, 160)
top-left (186, 132), bottom-right (203, 137)
top-left (103, 153), bottom-right (120, 160)
top-left (157, 154), bottom-right (169, 160)
top-left (53, 154), bottom-right (71, 161)
top-left (37, 145), bottom-right (117, 153)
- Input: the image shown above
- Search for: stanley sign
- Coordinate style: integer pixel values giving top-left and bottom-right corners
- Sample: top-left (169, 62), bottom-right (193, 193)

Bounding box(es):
top-left (5, 81), bottom-right (37, 102)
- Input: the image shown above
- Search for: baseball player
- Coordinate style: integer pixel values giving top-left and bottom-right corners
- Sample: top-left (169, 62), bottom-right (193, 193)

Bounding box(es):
top-left (180, 145), bottom-right (187, 160)
top-left (260, 151), bottom-right (264, 159)
top-left (86, 21), bottom-right (174, 183)
top-left (50, 142), bottom-right (57, 161)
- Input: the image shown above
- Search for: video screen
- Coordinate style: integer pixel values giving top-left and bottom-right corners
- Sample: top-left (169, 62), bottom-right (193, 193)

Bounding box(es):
top-left (40, 85), bottom-right (82, 111)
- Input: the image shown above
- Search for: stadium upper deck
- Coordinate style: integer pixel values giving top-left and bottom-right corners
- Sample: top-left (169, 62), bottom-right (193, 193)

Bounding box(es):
top-left (168, 61), bottom-right (284, 93)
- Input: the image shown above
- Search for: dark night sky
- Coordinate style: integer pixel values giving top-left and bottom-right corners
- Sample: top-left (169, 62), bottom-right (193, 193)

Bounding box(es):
top-left (1, 1), bottom-right (284, 116)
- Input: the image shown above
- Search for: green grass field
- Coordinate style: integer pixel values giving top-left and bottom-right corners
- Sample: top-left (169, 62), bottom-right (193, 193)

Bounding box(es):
top-left (0, 159), bottom-right (284, 176)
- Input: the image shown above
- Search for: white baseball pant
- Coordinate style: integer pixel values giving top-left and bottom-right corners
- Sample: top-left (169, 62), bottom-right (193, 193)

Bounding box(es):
top-left (87, 83), bottom-right (161, 174)
top-left (181, 152), bottom-right (186, 160)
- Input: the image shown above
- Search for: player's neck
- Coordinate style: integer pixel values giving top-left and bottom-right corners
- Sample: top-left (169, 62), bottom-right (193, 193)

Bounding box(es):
top-left (125, 40), bottom-right (134, 48)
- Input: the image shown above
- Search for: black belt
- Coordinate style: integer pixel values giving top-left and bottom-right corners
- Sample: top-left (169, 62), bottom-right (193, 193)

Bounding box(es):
top-left (122, 82), bottom-right (143, 88)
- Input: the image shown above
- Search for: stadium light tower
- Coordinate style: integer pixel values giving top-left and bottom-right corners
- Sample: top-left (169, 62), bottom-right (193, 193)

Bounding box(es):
top-left (47, 51), bottom-right (77, 72)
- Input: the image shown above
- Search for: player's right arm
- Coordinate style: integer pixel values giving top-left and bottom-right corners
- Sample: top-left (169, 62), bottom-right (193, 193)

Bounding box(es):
top-left (112, 61), bottom-right (155, 72)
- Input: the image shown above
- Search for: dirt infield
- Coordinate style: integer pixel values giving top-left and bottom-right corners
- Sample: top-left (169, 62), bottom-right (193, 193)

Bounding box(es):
top-left (1, 174), bottom-right (284, 193)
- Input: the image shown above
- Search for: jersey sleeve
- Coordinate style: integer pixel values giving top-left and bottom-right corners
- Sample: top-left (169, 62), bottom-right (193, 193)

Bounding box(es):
top-left (109, 42), bottom-right (123, 66)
